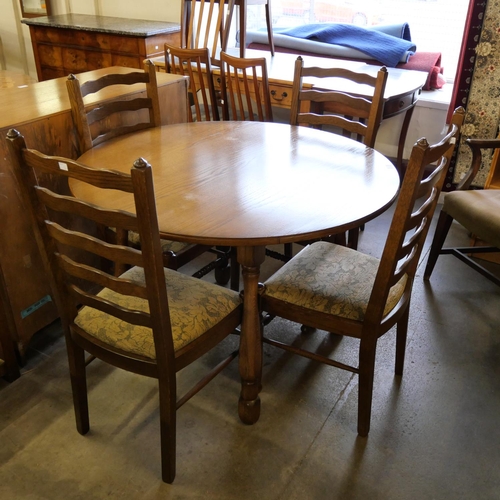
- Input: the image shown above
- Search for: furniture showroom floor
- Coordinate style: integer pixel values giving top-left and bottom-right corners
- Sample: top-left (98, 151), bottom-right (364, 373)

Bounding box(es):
top-left (1, 201), bottom-right (499, 500)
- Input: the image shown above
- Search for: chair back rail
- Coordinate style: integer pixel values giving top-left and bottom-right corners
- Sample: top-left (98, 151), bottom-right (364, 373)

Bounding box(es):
top-left (290, 56), bottom-right (388, 148)
top-left (165, 44), bottom-right (220, 122)
top-left (220, 51), bottom-right (273, 122)
top-left (66, 60), bottom-right (161, 155)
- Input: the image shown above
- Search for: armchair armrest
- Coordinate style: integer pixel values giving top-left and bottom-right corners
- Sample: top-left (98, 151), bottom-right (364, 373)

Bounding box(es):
top-left (458, 138), bottom-right (500, 190)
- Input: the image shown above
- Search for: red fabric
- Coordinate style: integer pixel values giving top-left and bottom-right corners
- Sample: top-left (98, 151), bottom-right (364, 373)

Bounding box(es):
top-left (397, 52), bottom-right (445, 90)
top-left (446, 0), bottom-right (484, 123)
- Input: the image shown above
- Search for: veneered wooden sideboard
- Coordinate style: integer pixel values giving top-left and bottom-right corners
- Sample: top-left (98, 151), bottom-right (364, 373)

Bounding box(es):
top-left (22, 14), bottom-right (181, 81)
top-left (0, 67), bottom-right (188, 369)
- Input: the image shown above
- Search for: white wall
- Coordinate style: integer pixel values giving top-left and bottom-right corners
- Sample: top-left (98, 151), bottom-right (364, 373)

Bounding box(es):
top-left (0, 0), bottom-right (449, 160)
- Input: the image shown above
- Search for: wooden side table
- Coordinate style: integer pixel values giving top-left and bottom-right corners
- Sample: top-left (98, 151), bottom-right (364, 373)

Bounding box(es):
top-left (22, 14), bottom-right (181, 81)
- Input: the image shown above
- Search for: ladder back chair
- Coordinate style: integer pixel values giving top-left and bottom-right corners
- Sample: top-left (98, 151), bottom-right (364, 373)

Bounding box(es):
top-left (424, 135), bottom-right (500, 287)
top-left (66, 60), bottom-right (162, 154)
top-left (7, 128), bottom-right (243, 483)
top-left (165, 44), bottom-right (220, 122)
top-left (66, 61), bottom-right (225, 278)
top-left (290, 56), bottom-right (388, 147)
top-left (290, 56), bottom-right (389, 250)
top-left (181, 0), bottom-right (236, 65)
top-left (260, 107), bottom-right (465, 437)
top-left (220, 51), bottom-right (273, 122)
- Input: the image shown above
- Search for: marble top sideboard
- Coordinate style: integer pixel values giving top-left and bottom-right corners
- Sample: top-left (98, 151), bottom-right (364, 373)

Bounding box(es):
top-left (22, 14), bottom-right (181, 81)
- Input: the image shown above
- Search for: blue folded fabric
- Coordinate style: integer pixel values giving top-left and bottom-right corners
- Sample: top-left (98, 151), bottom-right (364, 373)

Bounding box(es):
top-left (275, 23), bottom-right (416, 67)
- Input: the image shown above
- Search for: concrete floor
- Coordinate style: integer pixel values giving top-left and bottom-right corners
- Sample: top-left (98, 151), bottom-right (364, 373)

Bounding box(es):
top-left (1, 204), bottom-right (499, 500)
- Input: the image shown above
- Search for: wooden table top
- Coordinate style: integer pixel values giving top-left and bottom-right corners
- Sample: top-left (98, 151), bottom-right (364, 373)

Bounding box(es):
top-left (73, 121), bottom-right (400, 246)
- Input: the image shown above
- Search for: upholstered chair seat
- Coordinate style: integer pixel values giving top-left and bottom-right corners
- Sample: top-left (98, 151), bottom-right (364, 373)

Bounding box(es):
top-left (263, 241), bottom-right (407, 322)
top-left (76, 266), bottom-right (241, 359)
top-left (442, 189), bottom-right (500, 249)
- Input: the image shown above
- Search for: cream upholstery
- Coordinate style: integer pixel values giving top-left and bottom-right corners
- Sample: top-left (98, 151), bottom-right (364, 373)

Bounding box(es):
top-left (443, 189), bottom-right (500, 249)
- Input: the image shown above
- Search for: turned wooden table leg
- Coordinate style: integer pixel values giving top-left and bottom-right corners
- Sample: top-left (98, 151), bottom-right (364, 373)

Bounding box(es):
top-left (237, 245), bottom-right (266, 425)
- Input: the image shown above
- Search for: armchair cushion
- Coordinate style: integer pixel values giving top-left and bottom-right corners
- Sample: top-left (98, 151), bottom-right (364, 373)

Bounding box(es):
top-left (263, 241), bottom-right (407, 321)
top-left (443, 189), bottom-right (500, 249)
top-left (75, 266), bottom-right (241, 359)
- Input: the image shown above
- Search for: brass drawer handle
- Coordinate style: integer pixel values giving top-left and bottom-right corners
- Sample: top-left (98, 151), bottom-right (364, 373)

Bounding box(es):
top-left (270, 90), bottom-right (288, 102)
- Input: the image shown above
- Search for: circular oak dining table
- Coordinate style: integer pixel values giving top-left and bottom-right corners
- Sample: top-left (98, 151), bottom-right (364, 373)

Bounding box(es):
top-left (71, 120), bottom-right (400, 425)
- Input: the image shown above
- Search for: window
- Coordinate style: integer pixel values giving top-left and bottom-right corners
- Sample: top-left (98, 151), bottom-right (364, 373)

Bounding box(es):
top-left (247, 0), bottom-right (470, 82)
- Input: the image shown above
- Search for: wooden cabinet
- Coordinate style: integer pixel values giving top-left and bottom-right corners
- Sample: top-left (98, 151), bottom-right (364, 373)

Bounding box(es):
top-left (22, 14), bottom-right (180, 81)
top-left (0, 67), bottom-right (188, 364)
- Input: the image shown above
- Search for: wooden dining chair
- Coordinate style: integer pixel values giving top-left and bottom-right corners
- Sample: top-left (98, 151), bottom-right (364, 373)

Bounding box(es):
top-left (260, 107), bottom-right (465, 437)
top-left (165, 44), bottom-right (220, 122)
top-left (181, 0), bottom-right (237, 65)
top-left (66, 60), bottom-right (162, 154)
top-left (290, 56), bottom-right (388, 249)
top-left (65, 60), bottom-right (230, 281)
top-left (7, 128), bottom-right (243, 483)
top-left (220, 50), bottom-right (273, 122)
top-left (424, 135), bottom-right (500, 287)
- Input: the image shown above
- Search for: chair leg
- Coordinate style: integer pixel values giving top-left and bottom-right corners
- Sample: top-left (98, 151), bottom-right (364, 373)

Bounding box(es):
top-left (230, 247), bottom-right (240, 291)
top-left (264, 2), bottom-right (275, 55)
top-left (357, 339), bottom-right (377, 437)
top-left (347, 227), bottom-right (359, 250)
top-left (65, 335), bottom-right (89, 435)
top-left (158, 378), bottom-right (177, 483)
top-left (395, 304), bottom-right (410, 376)
top-left (424, 211), bottom-right (454, 280)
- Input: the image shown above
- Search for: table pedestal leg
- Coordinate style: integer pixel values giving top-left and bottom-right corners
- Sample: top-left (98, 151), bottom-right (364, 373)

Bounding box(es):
top-left (237, 245), bottom-right (266, 425)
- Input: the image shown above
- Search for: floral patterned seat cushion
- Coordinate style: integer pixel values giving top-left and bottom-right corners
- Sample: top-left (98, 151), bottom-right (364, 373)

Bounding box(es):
top-left (263, 241), bottom-right (407, 321)
top-left (74, 266), bottom-right (241, 360)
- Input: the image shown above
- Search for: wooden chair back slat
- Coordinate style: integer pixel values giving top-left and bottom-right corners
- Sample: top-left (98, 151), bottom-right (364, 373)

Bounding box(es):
top-left (58, 254), bottom-right (149, 300)
top-left (290, 56), bottom-right (388, 148)
top-left (181, 0), bottom-right (235, 65)
top-left (46, 222), bottom-right (143, 268)
top-left (165, 44), bottom-right (220, 122)
top-left (220, 51), bottom-right (273, 122)
top-left (70, 286), bottom-right (152, 328)
top-left (67, 60), bottom-right (161, 155)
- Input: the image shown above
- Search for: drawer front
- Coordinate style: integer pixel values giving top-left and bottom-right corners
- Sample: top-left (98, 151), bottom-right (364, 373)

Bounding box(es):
top-left (145, 32), bottom-right (181, 58)
top-left (268, 84), bottom-right (292, 108)
top-left (62, 48), bottom-right (113, 72)
top-left (38, 44), bottom-right (63, 69)
top-left (383, 90), bottom-right (421, 118)
top-left (111, 54), bottom-right (142, 69)
top-left (33, 26), bottom-right (140, 54)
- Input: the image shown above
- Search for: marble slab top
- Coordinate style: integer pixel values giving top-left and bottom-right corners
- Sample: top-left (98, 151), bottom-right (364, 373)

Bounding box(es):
top-left (21, 13), bottom-right (180, 37)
